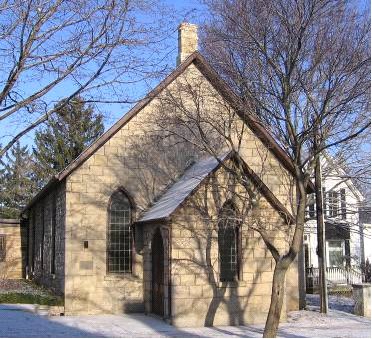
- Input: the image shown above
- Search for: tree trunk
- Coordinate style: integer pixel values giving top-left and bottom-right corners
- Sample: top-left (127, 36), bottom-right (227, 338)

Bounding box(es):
top-left (261, 175), bottom-right (307, 337)
top-left (204, 287), bottom-right (225, 326)
top-left (315, 152), bottom-right (328, 313)
top-left (263, 261), bottom-right (288, 338)
top-left (204, 226), bottom-right (226, 327)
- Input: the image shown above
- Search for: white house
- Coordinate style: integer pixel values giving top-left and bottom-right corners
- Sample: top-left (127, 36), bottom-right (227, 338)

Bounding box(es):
top-left (304, 155), bottom-right (370, 286)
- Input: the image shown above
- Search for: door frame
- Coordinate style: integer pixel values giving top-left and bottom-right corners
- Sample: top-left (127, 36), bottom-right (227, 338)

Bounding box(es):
top-left (152, 227), bottom-right (165, 316)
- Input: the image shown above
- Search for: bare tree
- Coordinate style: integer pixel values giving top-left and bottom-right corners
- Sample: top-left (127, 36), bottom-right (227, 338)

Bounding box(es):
top-left (199, 0), bottom-right (370, 336)
top-left (116, 0), bottom-right (372, 336)
top-left (0, 0), bottom-right (170, 158)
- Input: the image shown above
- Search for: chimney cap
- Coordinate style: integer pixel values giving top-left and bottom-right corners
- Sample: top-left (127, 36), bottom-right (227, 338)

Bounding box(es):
top-left (178, 22), bottom-right (198, 30)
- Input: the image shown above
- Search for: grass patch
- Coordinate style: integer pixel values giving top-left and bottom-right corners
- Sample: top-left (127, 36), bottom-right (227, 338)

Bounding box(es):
top-left (0, 292), bottom-right (64, 306)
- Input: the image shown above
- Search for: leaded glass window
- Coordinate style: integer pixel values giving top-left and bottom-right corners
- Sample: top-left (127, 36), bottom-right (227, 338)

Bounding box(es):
top-left (218, 202), bottom-right (240, 282)
top-left (107, 190), bottom-right (132, 273)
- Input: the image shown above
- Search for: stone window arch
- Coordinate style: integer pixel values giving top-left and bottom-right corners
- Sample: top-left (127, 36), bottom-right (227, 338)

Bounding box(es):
top-left (107, 189), bottom-right (133, 273)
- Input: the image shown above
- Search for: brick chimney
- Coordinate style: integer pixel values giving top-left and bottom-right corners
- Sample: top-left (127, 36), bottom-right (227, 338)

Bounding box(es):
top-left (177, 22), bottom-right (198, 66)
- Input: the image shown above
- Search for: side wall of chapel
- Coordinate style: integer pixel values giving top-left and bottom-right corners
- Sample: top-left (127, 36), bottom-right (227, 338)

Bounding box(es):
top-left (27, 183), bottom-right (66, 295)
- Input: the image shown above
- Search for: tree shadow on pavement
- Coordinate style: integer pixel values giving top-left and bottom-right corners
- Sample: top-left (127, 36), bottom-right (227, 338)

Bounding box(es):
top-left (0, 304), bottom-right (101, 338)
top-left (306, 293), bottom-right (354, 314)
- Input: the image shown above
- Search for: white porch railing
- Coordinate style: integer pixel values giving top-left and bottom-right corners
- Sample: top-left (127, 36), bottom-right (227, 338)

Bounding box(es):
top-left (306, 266), bottom-right (363, 286)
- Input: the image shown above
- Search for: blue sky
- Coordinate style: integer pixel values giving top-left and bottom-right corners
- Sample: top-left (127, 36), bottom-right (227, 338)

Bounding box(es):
top-left (1, 0), bottom-right (208, 153)
top-left (100, 1), bottom-right (208, 126)
top-left (2, 0), bottom-right (370, 158)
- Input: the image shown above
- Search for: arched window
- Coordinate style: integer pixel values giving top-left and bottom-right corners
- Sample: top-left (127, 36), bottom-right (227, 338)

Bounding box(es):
top-left (107, 190), bottom-right (132, 273)
top-left (218, 201), bottom-right (240, 282)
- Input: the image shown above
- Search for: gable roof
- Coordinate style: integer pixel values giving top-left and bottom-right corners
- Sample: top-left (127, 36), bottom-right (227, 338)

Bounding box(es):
top-left (322, 153), bottom-right (364, 202)
top-left (138, 153), bottom-right (230, 223)
top-left (24, 51), bottom-right (312, 212)
top-left (136, 152), bottom-right (295, 225)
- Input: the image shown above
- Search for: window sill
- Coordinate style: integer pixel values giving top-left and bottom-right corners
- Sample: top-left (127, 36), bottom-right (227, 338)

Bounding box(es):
top-left (216, 280), bottom-right (242, 288)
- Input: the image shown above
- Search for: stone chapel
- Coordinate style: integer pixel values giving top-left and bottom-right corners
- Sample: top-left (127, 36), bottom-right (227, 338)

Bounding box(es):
top-left (22, 23), bottom-right (304, 327)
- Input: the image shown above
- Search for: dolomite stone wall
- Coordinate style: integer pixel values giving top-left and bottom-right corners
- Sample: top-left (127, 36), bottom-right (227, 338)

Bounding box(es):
top-left (165, 170), bottom-right (297, 327)
top-left (27, 183), bottom-right (66, 295)
top-left (62, 63), bottom-right (298, 316)
top-left (0, 219), bottom-right (26, 279)
top-left (63, 110), bottom-right (150, 315)
top-left (25, 58), bottom-right (298, 318)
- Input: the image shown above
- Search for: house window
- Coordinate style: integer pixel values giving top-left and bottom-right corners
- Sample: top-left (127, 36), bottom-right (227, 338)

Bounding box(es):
top-left (340, 189), bottom-right (346, 220)
top-left (0, 235), bottom-right (6, 262)
top-left (218, 202), bottom-right (240, 282)
top-left (107, 190), bottom-right (132, 274)
top-left (308, 203), bottom-right (315, 218)
top-left (327, 191), bottom-right (339, 218)
top-left (307, 193), bottom-right (315, 218)
top-left (327, 240), bottom-right (344, 267)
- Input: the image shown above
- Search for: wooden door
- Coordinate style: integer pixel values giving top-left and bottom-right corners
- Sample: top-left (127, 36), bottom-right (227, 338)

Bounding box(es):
top-left (152, 228), bottom-right (164, 316)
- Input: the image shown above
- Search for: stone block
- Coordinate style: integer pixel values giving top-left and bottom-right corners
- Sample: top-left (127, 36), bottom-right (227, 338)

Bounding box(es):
top-left (71, 182), bottom-right (86, 192)
top-left (180, 274), bottom-right (195, 285)
top-left (104, 145), bottom-right (119, 156)
top-left (202, 285), bottom-right (214, 297)
top-left (86, 182), bottom-right (103, 193)
top-left (87, 166), bottom-right (104, 176)
top-left (253, 247), bottom-right (269, 258)
top-left (172, 285), bottom-right (190, 298)
top-left (69, 174), bottom-right (83, 183)
top-left (195, 274), bottom-right (208, 285)
top-left (67, 192), bottom-right (80, 204)
top-left (93, 155), bottom-right (107, 166)
top-left (0, 221), bottom-right (23, 279)
top-left (253, 282), bottom-right (272, 296)
top-left (353, 284), bottom-right (371, 318)
top-left (260, 271), bottom-right (274, 283)
top-left (188, 287), bottom-right (203, 299)
top-left (109, 136), bottom-right (125, 147)
top-left (255, 258), bottom-right (273, 272)
top-left (79, 261), bottom-right (94, 270)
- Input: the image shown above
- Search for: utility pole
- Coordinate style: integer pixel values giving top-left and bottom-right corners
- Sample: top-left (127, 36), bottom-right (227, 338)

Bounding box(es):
top-left (315, 152), bottom-right (328, 313)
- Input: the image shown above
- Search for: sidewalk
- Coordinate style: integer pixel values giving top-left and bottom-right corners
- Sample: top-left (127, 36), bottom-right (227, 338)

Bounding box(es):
top-left (0, 295), bottom-right (370, 338)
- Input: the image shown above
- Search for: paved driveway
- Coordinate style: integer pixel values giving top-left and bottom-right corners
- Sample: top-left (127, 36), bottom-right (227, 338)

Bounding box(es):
top-left (0, 303), bottom-right (370, 338)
